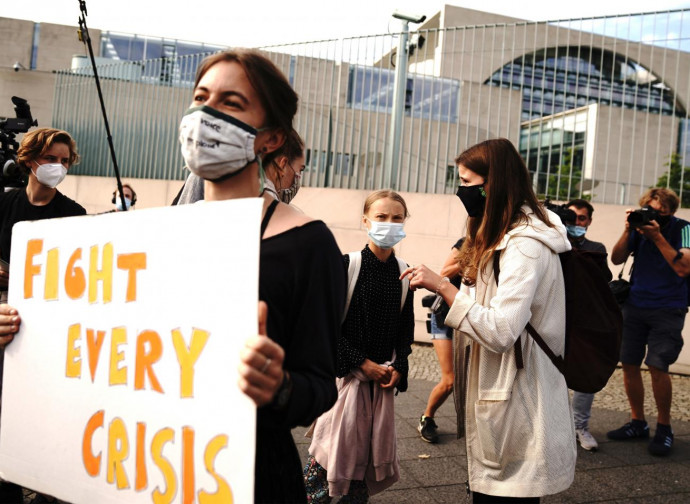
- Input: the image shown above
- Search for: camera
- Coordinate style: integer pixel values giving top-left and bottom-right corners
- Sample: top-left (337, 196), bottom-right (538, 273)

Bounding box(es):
top-left (392, 10), bottom-right (427, 23)
top-left (0, 96), bottom-right (38, 190)
top-left (627, 206), bottom-right (660, 228)
top-left (543, 198), bottom-right (577, 225)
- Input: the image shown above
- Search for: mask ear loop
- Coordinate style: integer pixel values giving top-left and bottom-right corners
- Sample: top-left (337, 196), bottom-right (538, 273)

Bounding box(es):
top-left (257, 153), bottom-right (266, 197)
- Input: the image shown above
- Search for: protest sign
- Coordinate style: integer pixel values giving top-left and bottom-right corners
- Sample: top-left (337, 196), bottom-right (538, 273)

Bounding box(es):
top-left (0, 198), bottom-right (262, 503)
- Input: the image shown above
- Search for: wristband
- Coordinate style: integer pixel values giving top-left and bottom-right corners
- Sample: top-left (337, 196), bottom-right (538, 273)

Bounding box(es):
top-left (435, 276), bottom-right (450, 295)
top-left (673, 250), bottom-right (683, 263)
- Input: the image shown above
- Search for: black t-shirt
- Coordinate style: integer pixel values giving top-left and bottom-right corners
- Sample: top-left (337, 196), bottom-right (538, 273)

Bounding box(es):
top-left (255, 219), bottom-right (346, 503)
top-left (0, 189), bottom-right (86, 262)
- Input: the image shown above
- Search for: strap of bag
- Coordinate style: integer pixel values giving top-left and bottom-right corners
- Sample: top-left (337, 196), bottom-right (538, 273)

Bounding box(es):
top-left (343, 251), bottom-right (362, 322)
top-left (492, 252), bottom-right (524, 369)
top-left (396, 257), bottom-right (410, 311)
top-left (342, 252), bottom-right (410, 323)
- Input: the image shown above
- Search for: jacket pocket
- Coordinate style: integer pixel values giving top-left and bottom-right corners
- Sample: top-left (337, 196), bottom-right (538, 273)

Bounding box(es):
top-left (474, 399), bottom-right (510, 469)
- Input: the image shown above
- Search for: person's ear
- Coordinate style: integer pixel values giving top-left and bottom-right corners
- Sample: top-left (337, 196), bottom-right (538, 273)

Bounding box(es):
top-left (260, 130), bottom-right (286, 157)
top-left (275, 156), bottom-right (289, 176)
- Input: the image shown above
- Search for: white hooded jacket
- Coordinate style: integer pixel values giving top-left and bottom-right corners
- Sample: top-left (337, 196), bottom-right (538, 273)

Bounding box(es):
top-left (445, 207), bottom-right (576, 498)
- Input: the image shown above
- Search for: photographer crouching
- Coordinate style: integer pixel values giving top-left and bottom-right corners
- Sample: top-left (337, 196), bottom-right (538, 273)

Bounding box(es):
top-left (607, 188), bottom-right (690, 456)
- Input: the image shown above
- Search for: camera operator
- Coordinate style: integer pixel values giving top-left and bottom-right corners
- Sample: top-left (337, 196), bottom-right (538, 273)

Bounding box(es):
top-left (0, 128), bottom-right (86, 295)
top-left (607, 187), bottom-right (690, 456)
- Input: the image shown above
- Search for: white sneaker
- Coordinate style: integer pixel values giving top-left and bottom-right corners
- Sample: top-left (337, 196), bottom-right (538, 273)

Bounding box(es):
top-left (576, 428), bottom-right (599, 451)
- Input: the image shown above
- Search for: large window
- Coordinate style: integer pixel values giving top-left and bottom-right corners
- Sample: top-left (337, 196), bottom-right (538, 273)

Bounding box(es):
top-left (346, 66), bottom-right (460, 123)
top-left (486, 47), bottom-right (685, 121)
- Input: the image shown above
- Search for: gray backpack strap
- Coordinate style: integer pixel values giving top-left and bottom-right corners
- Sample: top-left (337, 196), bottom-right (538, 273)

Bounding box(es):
top-left (343, 251), bottom-right (362, 322)
top-left (396, 256), bottom-right (410, 311)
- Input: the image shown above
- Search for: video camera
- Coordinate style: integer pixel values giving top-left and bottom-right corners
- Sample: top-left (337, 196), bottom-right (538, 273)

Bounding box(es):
top-left (0, 96), bottom-right (38, 190)
top-left (543, 198), bottom-right (577, 225)
top-left (627, 206), bottom-right (659, 228)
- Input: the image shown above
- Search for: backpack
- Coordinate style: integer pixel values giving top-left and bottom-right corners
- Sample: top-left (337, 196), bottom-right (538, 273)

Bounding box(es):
top-left (343, 251), bottom-right (409, 321)
top-left (493, 248), bottom-right (623, 394)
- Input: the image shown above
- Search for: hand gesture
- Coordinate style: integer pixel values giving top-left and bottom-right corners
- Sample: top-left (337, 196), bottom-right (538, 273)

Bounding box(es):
top-left (238, 301), bottom-right (286, 406)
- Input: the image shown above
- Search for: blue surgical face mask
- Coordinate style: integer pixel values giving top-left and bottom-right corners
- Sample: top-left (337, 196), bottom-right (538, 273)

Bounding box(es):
top-left (566, 224), bottom-right (587, 238)
top-left (365, 218), bottom-right (406, 249)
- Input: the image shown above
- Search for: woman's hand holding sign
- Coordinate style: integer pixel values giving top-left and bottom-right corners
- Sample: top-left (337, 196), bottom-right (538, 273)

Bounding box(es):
top-left (0, 304), bottom-right (20, 348)
top-left (238, 301), bottom-right (286, 407)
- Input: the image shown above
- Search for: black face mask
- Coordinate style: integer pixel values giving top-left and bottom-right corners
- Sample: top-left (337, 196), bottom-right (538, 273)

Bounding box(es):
top-left (656, 214), bottom-right (672, 228)
top-left (456, 184), bottom-right (486, 218)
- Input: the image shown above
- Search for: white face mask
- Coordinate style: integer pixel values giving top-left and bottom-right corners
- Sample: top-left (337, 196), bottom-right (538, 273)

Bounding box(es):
top-left (33, 161), bottom-right (67, 188)
top-left (179, 105), bottom-right (265, 181)
top-left (365, 218), bottom-right (406, 249)
top-left (116, 197), bottom-right (132, 211)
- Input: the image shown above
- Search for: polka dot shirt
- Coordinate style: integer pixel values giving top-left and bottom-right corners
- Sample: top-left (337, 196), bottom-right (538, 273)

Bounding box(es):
top-left (338, 245), bottom-right (415, 392)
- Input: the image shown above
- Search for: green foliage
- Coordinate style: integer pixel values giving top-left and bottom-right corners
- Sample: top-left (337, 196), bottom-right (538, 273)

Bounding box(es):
top-left (655, 153), bottom-right (690, 208)
top-left (538, 147), bottom-right (591, 202)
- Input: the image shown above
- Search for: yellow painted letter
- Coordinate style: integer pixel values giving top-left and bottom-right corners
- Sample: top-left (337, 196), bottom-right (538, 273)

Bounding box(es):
top-left (66, 323), bottom-right (81, 378)
top-left (198, 434), bottom-right (233, 504)
top-left (89, 243), bottom-right (113, 304)
top-left (65, 248), bottom-right (86, 300)
top-left (109, 327), bottom-right (127, 386)
top-left (172, 328), bottom-right (209, 398)
top-left (106, 417), bottom-right (130, 489)
top-left (151, 428), bottom-right (176, 504)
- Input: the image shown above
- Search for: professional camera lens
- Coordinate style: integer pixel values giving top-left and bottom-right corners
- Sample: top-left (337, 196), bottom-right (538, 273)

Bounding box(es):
top-left (627, 206), bottom-right (659, 227)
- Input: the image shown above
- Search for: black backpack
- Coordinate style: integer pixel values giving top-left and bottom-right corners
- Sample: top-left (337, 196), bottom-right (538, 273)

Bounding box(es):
top-left (494, 248), bottom-right (623, 394)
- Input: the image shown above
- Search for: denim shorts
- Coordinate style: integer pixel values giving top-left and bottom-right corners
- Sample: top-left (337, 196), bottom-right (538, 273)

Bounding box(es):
top-left (430, 315), bottom-right (452, 340)
top-left (620, 304), bottom-right (687, 372)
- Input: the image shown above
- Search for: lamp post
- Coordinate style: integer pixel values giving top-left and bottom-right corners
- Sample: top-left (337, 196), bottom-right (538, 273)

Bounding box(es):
top-left (385, 11), bottom-right (426, 189)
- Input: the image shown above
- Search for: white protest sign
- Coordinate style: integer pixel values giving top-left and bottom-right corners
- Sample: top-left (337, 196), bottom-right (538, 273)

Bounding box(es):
top-left (0, 198), bottom-right (262, 504)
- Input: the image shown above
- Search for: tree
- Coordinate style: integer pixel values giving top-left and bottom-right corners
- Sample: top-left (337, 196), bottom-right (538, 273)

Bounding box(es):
top-left (539, 147), bottom-right (591, 202)
top-left (655, 153), bottom-right (690, 208)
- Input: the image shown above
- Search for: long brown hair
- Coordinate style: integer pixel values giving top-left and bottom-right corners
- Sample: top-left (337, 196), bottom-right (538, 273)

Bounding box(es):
top-left (194, 49), bottom-right (298, 137)
top-left (455, 138), bottom-right (552, 285)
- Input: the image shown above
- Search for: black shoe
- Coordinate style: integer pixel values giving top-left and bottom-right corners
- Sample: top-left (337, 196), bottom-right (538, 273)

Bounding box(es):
top-left (648, 426), bottom-right (674, 456)
top-left (606, 420), bottom-right (649, 440)
top-left (418, 414), bottom-right (439, 443)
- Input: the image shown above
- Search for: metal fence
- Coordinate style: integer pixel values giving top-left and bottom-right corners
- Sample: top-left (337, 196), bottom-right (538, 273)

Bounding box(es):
top-left (54, 8), bottom-right (690, 206)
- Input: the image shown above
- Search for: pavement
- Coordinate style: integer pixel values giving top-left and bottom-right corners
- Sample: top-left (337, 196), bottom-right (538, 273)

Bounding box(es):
top-left (293, 343), bottom-right (690, 503)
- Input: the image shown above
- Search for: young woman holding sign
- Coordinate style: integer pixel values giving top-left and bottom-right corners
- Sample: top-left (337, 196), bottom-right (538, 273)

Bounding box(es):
top-left (178, 49), bottom-right (345, 503)
top-left (400, 139), bottom-right (576, 503)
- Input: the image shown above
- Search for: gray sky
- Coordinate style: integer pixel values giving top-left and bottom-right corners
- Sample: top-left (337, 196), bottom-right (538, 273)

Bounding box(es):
top-left (3, 0), bottom-right (690, 47)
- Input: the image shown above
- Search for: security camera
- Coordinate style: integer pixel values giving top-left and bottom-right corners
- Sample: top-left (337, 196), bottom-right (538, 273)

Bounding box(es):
top-left (12, 62), bottom-right (25, 72)
top-left (392, 10), bottom-right (426, 24)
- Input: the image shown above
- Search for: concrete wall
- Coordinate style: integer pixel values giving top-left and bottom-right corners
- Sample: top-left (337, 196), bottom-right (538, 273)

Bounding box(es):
top-left (60, 179), bottom-right (690, 375)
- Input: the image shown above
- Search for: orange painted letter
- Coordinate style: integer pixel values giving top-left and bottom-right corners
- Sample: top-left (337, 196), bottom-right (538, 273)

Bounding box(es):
top-left (82, 409), bottom-right (104, 477)
top-left (198, 434), bottom-right (233, 504)
top-left (182, 426), bottom-right (195, 504)
top-left (23, 239), bottom-right (43, 299)
top-left (135, 422), bottom-right (147, 491)
top-left (86, 329), bottom-right (106, 383)
top-left (65, 248), bottom-right (86, 300)
top-left (106, 417), bottom-right (130, 489)
top-left (117, 253), bottom-right (147, 302)
top-left (134, 330), bottom-right (163, 393)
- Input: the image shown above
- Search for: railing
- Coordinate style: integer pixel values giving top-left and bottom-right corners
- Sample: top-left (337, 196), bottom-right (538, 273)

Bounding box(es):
top-left (54, 9), bottom-right (690, 205)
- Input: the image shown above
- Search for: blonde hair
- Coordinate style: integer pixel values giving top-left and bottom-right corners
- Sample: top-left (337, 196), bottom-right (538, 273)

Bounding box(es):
top-left (639, 187), bottom-right (679, 214)
top-left (363, 190), bottom-right (410, 218)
